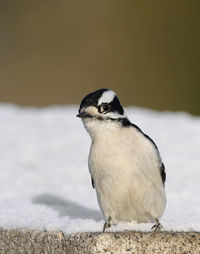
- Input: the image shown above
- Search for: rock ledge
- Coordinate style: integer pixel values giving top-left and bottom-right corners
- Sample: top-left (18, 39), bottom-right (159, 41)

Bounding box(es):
top-left (0, 229), bottom-right (199, 254)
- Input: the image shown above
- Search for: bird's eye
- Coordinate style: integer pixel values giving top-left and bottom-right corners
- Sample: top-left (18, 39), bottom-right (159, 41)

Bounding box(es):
top-left (98, 103), bottom-right (111, 114)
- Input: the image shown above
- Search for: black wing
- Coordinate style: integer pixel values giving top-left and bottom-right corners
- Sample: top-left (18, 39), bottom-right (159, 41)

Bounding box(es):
top-left (160, 163), bottom-right (166, 186)
top-left (91, 177), bottom-right (94, 188)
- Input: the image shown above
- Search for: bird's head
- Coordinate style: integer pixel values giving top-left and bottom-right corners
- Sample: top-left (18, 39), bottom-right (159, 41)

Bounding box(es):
top-left (77, 89), bottom-right (130, 137)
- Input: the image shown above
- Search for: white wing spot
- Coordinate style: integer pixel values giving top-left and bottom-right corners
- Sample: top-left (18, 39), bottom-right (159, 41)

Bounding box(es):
top-left (98, 90), bottom-right (116, 105)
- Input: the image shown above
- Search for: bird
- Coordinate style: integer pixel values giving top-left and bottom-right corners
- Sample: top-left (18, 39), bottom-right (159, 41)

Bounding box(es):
top-left (77, 88), bottom-right (166, 232)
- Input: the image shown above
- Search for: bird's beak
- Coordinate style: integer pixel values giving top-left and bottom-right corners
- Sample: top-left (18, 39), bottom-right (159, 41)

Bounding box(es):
top-left (76, 113), bottom-right (82, 118)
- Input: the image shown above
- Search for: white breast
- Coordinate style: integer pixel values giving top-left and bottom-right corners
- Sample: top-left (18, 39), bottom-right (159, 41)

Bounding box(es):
top-left (88, 123), bottom-right (166, 223)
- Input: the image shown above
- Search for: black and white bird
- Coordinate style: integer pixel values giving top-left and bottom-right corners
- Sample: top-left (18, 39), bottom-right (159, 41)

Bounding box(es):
top-left (77, 89), bottom-right (166, 232)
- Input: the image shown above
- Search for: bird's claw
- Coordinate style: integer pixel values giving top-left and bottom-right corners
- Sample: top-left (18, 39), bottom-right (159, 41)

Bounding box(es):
top-left (103, 216), bottom-right (111, 232)
top-left (151, 218), bottom-right (163, 232)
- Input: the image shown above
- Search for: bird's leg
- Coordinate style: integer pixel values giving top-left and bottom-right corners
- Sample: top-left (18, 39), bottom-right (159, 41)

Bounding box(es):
top-left (151, 218), bottom-right (163, 232)
top-left (103, 216), bottom-right (111, 232)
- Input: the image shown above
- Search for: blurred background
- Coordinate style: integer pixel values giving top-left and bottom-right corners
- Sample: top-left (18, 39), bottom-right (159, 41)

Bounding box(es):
top-left (0, 0), bottom-right (199, 114)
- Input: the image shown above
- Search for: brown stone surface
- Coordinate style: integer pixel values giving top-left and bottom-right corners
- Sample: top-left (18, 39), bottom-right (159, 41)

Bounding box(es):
top-left (0, 229), bottom-right (200, 254)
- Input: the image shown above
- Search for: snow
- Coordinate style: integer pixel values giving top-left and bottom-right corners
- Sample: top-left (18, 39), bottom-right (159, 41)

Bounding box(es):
top-left (0, 104), bottom-right (200, 234)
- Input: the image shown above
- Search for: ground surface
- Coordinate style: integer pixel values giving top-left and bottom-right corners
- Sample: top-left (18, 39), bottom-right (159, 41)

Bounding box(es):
top-left (0, 230), bottom-right (200, 254)
top-left (0, 104), bottom-right (200, 233)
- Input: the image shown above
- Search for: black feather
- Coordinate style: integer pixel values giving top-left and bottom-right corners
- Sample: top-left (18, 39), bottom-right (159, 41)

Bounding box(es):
top-left (91, 177), bottom-right (94, 188)
top-left (160, 163), bottom-right (166, 186)
top-left (79, 89), bottom-right (108, 113)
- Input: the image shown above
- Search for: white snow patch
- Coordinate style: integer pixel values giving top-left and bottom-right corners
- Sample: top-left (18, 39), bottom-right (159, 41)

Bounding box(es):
top-left (0, 104), bottom-right (200, 234)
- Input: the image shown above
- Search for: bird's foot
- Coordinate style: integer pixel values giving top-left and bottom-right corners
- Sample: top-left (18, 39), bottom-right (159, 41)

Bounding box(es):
top-left (151, 218), bottom-right (163, 232)
top-left (103, 216), bottom-right (111, 232)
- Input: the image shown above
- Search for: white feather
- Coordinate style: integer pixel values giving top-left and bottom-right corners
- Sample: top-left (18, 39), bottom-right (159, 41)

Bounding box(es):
top-left (84, 119), bottom-right (166, 223)
top-left (98, 90), bottom-right (116, 105)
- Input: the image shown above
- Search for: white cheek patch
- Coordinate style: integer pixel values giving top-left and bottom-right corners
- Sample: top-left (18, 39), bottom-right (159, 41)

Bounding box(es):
top-left (98, 90), bottom-right (116, 105)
